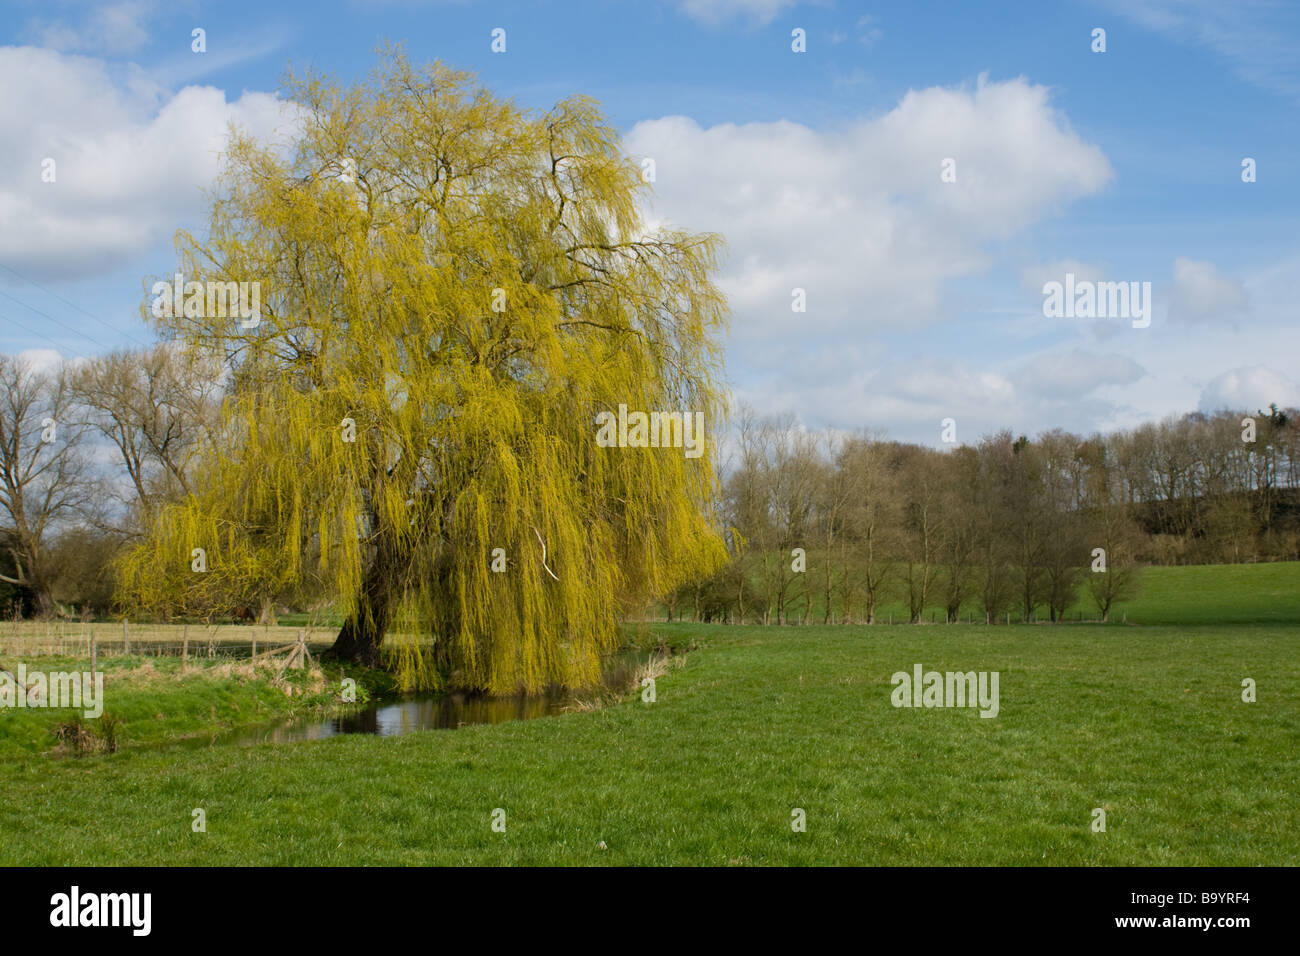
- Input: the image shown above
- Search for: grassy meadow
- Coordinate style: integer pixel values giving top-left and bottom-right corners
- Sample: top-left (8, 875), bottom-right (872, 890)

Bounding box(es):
top-left (657, 559), bottom-right (1300, 626)
top-left (0, 562), bottom-right (1296, 865)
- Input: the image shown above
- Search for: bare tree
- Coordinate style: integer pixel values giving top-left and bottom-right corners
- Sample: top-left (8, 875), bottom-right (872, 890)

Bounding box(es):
top-left (1086, 510), bottom-right (1145, 621)
top-left (813, 429), bottom-right (857, 624)
top-left (764, 419), bottom-right (818, 624)
top-left (972, 432), bottom-right (1017, 623)
top-left (934, 446), bottom-right (981, 622)
top-left (896, 445), bottom-right (945, 623)
top-left (725, 406), bottom-right (772, 625)
top-left (1038, 429), bottom-right (1088, 622)
top-left (1008, 436), bottom-right (1049, 621)
top-left (70, 345), bottom-right (222, 531)
top-left (841, 435), bottom-right (898, 623)
top-left (0, 355), bottom-right (92, 616)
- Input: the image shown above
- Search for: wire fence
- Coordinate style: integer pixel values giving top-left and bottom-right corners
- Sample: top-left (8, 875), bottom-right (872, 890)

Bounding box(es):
top-left (0, 621), bottom-right (338, 661)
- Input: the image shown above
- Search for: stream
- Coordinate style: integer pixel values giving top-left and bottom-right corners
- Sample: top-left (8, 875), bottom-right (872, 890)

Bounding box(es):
top-left (160, 648), bottom-right (652, 750)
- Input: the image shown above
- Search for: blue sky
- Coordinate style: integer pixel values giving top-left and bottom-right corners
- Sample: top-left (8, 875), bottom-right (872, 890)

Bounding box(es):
top-left (2, 0), bottom-right (1297, 445)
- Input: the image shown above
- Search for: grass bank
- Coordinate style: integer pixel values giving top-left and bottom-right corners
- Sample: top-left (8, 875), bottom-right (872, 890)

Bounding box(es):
top-left (0, 653), bottom-right (391, 760)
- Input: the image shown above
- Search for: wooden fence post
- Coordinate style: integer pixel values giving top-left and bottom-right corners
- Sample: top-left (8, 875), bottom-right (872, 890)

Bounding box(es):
top-left (182, 625), bottom-right (189, 671)
top-left (90, 638), bottom-right (97, 675)
top-left (122, 618), bottom-right (130, 655)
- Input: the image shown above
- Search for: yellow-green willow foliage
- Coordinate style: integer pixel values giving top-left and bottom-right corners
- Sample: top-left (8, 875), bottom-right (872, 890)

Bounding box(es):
top-left (117, 50), bottom-right (729, 693)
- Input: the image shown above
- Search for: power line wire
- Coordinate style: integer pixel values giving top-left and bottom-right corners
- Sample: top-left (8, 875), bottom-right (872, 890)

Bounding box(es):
top-left (0, 309), bottom-right (93, 360)
top-left (0, 288), bottom-right (113, 352)
top-left (0, 259), bottom-right (153, 349)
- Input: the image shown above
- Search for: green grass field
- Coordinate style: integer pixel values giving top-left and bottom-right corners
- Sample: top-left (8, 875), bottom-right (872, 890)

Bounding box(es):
top-left (657, 559), bottom-right (1300, 626)
top-left (1, 563), bottom-right (1296, 866)
top-left (1113, 562), bottom-right (1300, 624)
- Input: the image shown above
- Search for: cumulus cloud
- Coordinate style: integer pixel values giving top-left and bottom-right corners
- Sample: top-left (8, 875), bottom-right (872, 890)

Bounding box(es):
top-left (625, 75), bottom-right (1112, 340)
top-left (622, 75), bottom-right (1116, 441)
top-left (1199, 366), bottom-right (1299, 413)
top-left (1166, 257), bottom-right (1249, 325)
top-left (0, 46), bottom-right (300, 281)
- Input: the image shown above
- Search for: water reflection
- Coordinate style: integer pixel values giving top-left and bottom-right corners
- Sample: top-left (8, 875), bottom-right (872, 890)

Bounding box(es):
top-left (228, 690), bottom-right (570, 746)
top-left (167, 649), bottom-right (651, 750)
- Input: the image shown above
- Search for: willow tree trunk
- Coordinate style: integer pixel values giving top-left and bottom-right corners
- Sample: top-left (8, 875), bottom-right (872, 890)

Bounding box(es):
top-left (326, 541), bottom-right (398, 667)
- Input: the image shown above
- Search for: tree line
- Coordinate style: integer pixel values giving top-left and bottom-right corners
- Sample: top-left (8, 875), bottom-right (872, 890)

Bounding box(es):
top-left (667, 403), bottom-right (1300, 626)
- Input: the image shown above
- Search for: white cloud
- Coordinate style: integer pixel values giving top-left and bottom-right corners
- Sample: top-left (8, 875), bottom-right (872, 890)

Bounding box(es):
top-left (1166, 257), bottom-right (1249, 325)
top-left (0, 46), bottom-right (300, 281)
top-left (1199, 367), bottom-right (1300, 413)
top-left (1019, 258), bottom-right (1107, 296)
top-left (856, 14), bottom-right (883, 47)
top-left (15, 347), bottom-right (71, 374)
top-left (734, 355), bottom-right (1019, 439)
top-left (1012, 349), bottom-right (1146, 399)
top-left (832, 67), bottom-right (871, 89)
top-left (733, 343), bottom-right (1156, 442)
top-left (149, 28), bottom-right (292, 88)
top-left (23, 0), bottom-right (155, 56)
top-left (1102, 0), bottom-right (1300, 100)
top-left (623, 75), bottom-right (1117, 442)
top-left (625, 75), bottom-right (1112, 339)
top-left (676, 0), bottom-right (807, 26)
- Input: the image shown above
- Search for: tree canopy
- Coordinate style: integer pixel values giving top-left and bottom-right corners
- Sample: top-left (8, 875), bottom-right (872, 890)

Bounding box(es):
top-left (118, 50), bottom-right (730, 693)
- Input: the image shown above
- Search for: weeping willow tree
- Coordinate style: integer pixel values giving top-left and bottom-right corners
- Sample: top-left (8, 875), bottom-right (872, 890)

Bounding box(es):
top-left (117, 50), bottom-right (728, 692)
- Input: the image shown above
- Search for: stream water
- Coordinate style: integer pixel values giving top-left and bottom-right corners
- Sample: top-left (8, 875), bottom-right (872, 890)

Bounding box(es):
top-left (162, 648), bottom-right (652, 750)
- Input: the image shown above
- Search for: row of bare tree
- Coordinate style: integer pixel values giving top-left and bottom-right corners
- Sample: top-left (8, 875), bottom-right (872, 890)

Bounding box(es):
top-left (669, 404), bottom-right (1300, 625)
top-left (0, 348), bottom-right (221, 617)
